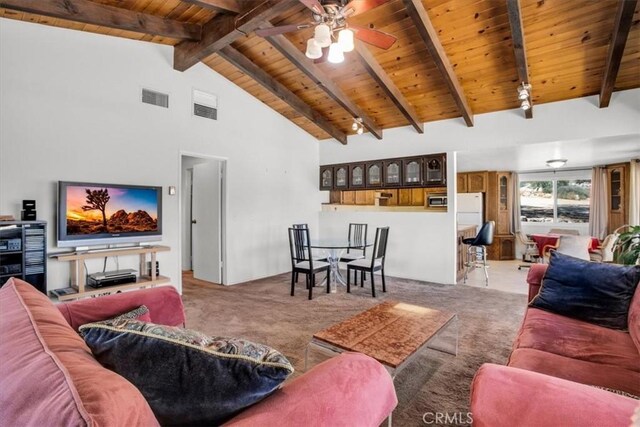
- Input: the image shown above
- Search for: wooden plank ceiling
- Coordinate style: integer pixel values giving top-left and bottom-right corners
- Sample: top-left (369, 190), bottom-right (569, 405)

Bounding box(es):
top-left (1, 0), bottom-right (638, 144)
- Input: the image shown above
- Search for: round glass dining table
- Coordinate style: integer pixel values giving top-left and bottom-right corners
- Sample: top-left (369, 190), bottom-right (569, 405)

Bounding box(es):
top-left (309, 240), bottom-right (373, 292)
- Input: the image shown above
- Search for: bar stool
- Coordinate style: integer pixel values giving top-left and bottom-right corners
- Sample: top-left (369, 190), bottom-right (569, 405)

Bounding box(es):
top-left (463, 221), bottom-right (495, 286)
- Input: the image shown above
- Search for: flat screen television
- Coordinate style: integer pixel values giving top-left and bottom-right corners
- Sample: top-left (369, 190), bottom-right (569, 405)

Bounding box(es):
top-left (57, 181), bottom-right (162, 248)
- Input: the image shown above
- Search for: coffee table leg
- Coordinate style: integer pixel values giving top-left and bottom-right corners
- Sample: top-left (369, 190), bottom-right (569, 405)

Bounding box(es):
top-left (426, 315), bottom-right (458, 356)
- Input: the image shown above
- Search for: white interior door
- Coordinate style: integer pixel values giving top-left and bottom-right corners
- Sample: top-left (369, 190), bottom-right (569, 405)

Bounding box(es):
top-left (192, 161), bottom-right (221, 283)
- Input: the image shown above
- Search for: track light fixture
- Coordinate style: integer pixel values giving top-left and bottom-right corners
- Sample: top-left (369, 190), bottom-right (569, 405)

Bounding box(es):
top-left (517, 82), bottom-right (532, 110)
top-left (352, 117), bottom-right (364, 134)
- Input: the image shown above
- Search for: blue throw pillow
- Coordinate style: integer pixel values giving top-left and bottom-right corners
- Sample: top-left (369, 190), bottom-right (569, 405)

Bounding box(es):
top-left (79, 319), bottom-right (294, 426)
top-left (530, 251), bottom-right (640, 330)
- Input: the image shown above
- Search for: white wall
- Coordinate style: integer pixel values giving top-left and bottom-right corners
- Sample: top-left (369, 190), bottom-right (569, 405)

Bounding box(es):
top-left (0, 19), bottom-right (321, 292)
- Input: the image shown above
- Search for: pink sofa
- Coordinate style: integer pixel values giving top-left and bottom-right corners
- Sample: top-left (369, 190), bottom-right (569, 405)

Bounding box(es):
top-left (470, 264), bottom-right (640, 427)
top-left (0, 278), bottom-right (397, 426)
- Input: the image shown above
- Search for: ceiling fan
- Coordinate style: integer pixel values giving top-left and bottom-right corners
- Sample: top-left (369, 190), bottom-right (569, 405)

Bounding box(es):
top-left (254, 0), bottom-right (396, 64)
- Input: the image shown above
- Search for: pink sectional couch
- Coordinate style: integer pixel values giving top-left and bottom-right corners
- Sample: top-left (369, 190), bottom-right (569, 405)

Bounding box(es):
top-left (0, 278), bottom-right (397, 426)
top-left (471, 264), bottom-right (640, 427)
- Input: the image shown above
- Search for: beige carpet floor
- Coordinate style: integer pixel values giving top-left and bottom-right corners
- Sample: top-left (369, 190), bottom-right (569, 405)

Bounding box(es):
top-left (182, 272), bottom-right (527, 427)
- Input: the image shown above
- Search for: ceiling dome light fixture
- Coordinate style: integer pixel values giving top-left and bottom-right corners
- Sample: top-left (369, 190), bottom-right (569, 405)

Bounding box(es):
top-left (546, 159), bottom-right (568, 168)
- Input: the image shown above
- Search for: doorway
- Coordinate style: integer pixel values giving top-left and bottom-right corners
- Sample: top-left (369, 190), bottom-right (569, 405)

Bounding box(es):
top-left (180, 153), bottom-right (226, 286)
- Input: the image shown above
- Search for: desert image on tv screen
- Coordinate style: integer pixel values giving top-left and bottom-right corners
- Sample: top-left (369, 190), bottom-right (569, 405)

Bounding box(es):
top-left (66, 185), bottom-right (158, 235)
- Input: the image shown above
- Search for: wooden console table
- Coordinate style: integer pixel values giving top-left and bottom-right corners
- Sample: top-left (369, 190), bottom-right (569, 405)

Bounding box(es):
top-left (51, 245), bottom-right (170, 301)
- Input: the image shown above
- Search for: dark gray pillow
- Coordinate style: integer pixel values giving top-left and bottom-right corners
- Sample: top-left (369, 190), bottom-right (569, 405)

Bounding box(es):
top-left (80, 319), bottom-right (294, 426)
top-left (530, 251), bottom-right (640, 330)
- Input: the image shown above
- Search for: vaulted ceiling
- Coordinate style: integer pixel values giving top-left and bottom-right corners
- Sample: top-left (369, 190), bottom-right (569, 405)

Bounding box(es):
top-left (2, 0), bottom-right (638, 144)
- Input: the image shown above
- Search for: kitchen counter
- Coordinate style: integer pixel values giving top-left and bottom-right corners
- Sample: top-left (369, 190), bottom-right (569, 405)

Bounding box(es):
top-left (457, 224), bottom-right (478, 282)
top-left (321, 204), bottom-right (447, 213)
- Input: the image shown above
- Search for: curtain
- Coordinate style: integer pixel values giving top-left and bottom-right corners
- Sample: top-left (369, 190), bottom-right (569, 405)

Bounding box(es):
top-left (510, 172), bottom-right (521, 233)
top-left (589, 166), bottom-right (608, 239)
top-left (630, 159), bottom-right (640, 226)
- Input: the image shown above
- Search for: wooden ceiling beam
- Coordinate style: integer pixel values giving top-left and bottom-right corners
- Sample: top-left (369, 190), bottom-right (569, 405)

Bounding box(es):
top-left (0, 0), bottom-right (202, 41)
top-left (506, 0), bottom-right (533, 119)
top-left (264, 28), bottom-right (383, 139)
top-left (217, 46), bottom-right (348, 144)
top-left (599, 0), bottom-right (638, 108)
top-left (355, 43), bottom-right (424, 133)
top-left (402, 0), bottom-right (473, 127)
top-left (174, 0), bottom-right (298, 72)
top-left (181, 0), bottom-right (242, 14)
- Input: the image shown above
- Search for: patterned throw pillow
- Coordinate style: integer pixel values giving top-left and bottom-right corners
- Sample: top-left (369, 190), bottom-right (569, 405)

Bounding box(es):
top-left (107, 305), bottom-right (151, 323)
top-left (79, 319), bottom-right (293, 426)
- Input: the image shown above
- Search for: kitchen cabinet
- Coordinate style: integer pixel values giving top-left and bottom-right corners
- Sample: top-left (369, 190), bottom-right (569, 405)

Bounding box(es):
top-left (424, 154), bottom-right (446, 186)
top-left (366, 161), bottom-right (383, 188)
top-left (403, 157), bottom-right (423, 186)
top-left (334, 165), bottom-right (349, 190)
top-left (607, 163), bottom-right (629, 234)
top-left (319, 166), bottom-right (333, 191)
top-left (349, 163), bottom-right (365, 189)
top-left (486, 171), bottom-right (515, 260)
top-left (355, 190), bottom-right (375, 205)
top-left (383, 160), bottom-right (402, 187)
top-left (457, 171), bottom-right (488, 193)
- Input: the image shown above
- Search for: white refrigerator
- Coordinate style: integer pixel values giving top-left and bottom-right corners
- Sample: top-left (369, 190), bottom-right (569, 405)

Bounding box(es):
top-left (457, 192), bottom-right (484, 230)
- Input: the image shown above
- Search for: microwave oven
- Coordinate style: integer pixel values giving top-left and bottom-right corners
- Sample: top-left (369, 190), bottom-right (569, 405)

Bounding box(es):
top-left (427, 194), bottom-right (447, 208)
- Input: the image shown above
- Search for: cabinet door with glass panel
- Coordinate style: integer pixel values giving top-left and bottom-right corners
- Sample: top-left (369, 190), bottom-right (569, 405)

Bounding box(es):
top-left (402, 157), bottom-right (423, 186)
top-left (366, 161), bottom-right (383, 188)
top-left (424, 154), bottom-right (446, 186)
top-left (349, 163), bottom-right (366, 189)
top-left (383, 159), bottom-right (402, 187)
top-left (319, 166), bottom-right (334, 191)
top-left (333, 165), bottom-right (349, 190)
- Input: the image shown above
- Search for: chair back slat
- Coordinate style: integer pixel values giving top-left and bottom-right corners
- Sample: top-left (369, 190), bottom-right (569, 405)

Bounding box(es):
top-left (371, 227), bottom-right (390, 268)
top-left (347, 223), bottom-right (368, 255)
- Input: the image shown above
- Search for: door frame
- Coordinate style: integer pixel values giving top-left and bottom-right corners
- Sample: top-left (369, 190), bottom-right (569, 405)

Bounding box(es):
top-left (178, 151), bottom-right (228, 288)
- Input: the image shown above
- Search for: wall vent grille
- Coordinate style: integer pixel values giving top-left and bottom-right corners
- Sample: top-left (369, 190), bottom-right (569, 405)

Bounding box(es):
top-left (142, 88), bottom-right (169, 108)
top-left (193, 89), bottom-right (218, 121)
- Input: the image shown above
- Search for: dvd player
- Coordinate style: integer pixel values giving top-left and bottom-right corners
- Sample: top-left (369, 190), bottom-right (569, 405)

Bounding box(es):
top-left (88, 269), bottom-right (137, 281)
top-left (87, 274), bottom-right (137, 288)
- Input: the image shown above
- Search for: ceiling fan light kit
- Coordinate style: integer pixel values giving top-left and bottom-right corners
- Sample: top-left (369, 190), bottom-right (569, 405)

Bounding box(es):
top-left (327, 42), bottom-right (345, 63)
top-left (305, 39), bottom-right (323, 59)
top-left (314, 24), bottom-right (332, 48)
top-left (338, 28), bottom-right (354, 52)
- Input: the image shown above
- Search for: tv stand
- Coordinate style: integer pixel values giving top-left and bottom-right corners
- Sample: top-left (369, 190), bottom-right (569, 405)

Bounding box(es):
top-left (51, 245), bottom-right (170, 301)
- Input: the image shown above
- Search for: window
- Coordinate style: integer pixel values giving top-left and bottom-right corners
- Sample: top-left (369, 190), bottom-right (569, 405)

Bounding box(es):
top-left (520, 175), bottom-right (591, 224)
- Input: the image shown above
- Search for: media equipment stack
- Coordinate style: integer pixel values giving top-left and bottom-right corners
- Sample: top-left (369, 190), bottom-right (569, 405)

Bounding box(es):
top-left (0, 221), bottom-right (47, 293)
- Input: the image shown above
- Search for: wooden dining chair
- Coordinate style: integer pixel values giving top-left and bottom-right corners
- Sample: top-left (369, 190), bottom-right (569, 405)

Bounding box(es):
top-left (292, 223), bottom-right (325, 283)
top-left (346, 227), bottom-right (389, 297)
top-left (288, 227), bottom-right (330, 300)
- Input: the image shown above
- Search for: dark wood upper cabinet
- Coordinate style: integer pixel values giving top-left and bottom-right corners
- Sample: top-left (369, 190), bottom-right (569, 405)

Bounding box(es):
top-left (334, 165), bottom-right (349, 189)
top-left (402, 157), bottom-right (423, 186)
top-left (424, 154), bottom-right (447, 186)
top-left (349, 163), bottom-right (365, 189)
top-left (383, 160), bottom-right (402, 187)
top-left (319, 166), bottom-right (333, 191)
top-left (366, 161), bottom-right (383, 188)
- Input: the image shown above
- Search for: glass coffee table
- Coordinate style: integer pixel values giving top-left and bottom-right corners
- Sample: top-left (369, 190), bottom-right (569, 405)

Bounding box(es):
top-left (305, 301), bottom-right (458, 426)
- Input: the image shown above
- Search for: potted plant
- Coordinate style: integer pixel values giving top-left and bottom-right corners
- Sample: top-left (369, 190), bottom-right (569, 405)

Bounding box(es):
top-left (613, 225), bottom-right (640, 265)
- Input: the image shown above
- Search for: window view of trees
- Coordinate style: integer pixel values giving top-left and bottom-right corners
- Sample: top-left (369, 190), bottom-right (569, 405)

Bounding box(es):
top-left (520, 179), bottom-right (591, 223)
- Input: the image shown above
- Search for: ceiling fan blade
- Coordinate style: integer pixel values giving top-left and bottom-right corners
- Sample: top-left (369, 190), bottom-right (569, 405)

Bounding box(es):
top-left (255, 24), bottom-right (312, 37)
top-left (350, 25), bottom-right (396, 49)
top-left (341, 0), bottom-right (389, 18)
top-left (298, 0), bottom-right (325, 15)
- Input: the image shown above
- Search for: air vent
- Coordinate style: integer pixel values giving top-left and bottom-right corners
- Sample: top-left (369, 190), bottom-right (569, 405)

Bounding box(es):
top-left (193, 89), bottom-right (217, 121)
top-left (142, 88), bottom-right (169, 108)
